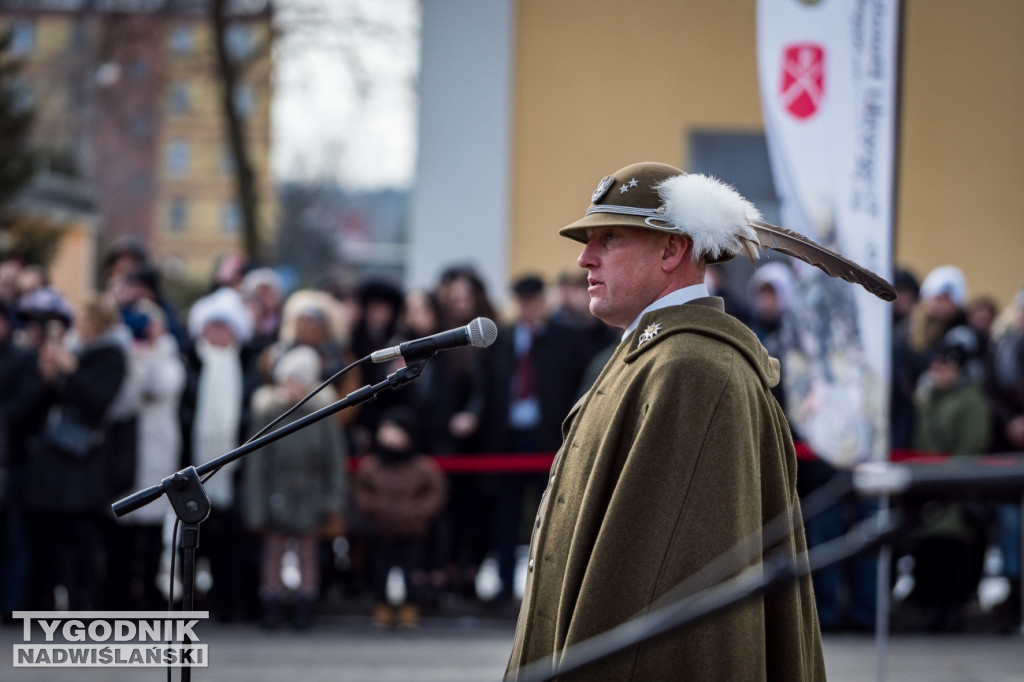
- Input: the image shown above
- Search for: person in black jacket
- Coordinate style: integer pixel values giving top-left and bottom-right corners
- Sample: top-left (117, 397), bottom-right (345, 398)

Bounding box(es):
top-left (389, 289), bottom-right (487, 603)
top-left (25, 293), bottom-right (129, 611)
top-left (482, 274), bottom-right (588, 603)
top-left (0, 299), bottom-right (45, 621)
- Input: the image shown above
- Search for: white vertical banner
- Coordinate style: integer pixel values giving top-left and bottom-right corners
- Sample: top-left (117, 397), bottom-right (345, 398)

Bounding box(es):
top-left (757, 0), bottom-right (901, 466)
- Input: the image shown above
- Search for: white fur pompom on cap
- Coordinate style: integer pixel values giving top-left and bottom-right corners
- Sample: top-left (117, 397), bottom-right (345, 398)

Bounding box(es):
top-left (655, 174), bottom-right (761, 262)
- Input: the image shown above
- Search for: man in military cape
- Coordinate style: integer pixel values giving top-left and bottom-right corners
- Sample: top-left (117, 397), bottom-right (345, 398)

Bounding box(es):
top-left (505, 162), bottom-right (826, 681)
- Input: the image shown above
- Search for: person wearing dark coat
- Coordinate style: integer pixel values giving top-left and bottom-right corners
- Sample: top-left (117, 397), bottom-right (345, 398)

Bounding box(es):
top-left (506, 163), bottom-right (824, 681)
top-left (25, 294), bottom-right (129, 611)
top-left (481, 275), bottom-right (589, 457)
top-left (0, 300), bottom-right (45, 621)
top-left (391, 289), bottom-right (488, 601)
top-left (349, 279), bottom-right (406, 453)
top-left (392, 290), bottom-right (487, 456)
top-left (482, 274), bottom-right (588, 604)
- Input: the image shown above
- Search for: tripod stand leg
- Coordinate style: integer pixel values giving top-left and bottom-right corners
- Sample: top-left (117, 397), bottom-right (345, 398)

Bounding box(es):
top-left (181, 522), bottom-right (200, 682)
top-left (162, 468), bottom-right (210, 681)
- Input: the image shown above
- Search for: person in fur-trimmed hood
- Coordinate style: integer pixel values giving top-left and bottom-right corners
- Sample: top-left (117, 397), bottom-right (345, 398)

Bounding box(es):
top-left (506, 162), bottom-right (825, 681)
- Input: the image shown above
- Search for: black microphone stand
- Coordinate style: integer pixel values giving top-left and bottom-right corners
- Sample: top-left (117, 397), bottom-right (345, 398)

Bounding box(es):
top-left (112, 358), bottom-right (432, 681)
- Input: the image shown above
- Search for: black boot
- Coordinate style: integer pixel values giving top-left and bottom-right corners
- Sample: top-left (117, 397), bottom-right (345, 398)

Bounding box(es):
top-left (292, 594), bottom-right (314, 631)
top-left (995, 579), bottom-right (1022, 633)
top-left (261, 596), bottom-right (282, 630)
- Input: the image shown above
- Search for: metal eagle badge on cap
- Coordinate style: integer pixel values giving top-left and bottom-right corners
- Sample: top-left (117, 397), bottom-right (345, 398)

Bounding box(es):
top-left (591, 175), bottom-right (616, 203)
top-left (638, 322), bottom-right (661, 347)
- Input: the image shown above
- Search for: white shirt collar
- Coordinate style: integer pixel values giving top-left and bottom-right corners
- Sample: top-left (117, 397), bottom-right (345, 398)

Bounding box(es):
top-left (622, 283), bottom-right (710, 341)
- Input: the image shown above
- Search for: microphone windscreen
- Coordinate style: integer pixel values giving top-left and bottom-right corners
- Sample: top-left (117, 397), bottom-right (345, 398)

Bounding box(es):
top-left (468, 317), bottom-right (498, 348)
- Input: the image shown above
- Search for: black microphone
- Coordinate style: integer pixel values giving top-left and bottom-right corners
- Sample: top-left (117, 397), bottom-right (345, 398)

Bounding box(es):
top-left (853, 457), bottom-right (1024, 502)
top-left (369, 317), bottom-right (498, 364)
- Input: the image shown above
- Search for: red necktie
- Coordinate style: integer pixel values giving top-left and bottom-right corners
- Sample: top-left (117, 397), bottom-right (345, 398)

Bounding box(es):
top-left (514, 341), bottom-right (535, 400)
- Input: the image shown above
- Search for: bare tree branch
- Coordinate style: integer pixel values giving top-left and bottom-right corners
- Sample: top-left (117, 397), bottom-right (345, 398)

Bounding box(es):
top-left (210, 0), bottom-right (261, 260)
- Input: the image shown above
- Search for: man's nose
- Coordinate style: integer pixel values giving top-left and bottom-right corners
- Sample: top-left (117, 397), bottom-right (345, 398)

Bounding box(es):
top-left (577, 241), bottom-right (597, 269)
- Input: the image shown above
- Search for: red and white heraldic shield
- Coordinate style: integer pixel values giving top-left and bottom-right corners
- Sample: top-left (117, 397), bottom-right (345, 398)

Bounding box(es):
top-left (780, 43), bottom-right (825, 120)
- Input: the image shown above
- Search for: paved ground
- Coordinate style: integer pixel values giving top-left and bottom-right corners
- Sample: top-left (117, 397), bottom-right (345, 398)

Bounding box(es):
top-left (3, 614), bottom-right (1024, 682)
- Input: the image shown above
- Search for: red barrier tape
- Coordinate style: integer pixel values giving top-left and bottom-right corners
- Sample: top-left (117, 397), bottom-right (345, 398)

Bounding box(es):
top-left (350, 445), bottom-right (991, 473)
top-left (792, 442), bottom-right (941, 463)
top-left (350, 454), bottom-right (556, 473)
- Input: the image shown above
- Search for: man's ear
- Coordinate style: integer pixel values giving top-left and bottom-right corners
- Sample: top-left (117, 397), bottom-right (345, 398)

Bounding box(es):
top-left (660, 234), bottom-right (692, 273)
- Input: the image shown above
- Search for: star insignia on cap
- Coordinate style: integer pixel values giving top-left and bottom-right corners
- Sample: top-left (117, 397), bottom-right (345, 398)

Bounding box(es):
top-left (619, 177), bottom-right (638, 194)
top-left (638, 322), bottom-right (661, 347)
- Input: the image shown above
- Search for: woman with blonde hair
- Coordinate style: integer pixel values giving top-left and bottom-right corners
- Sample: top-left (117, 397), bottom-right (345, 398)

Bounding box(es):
top-left (261, 289), bottom-right (362, 429)
top-left (892, 266), bottom-right (969, 449)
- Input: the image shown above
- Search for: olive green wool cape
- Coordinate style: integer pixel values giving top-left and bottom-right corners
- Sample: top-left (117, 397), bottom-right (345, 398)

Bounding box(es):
top-left (506, 298), bottom-right (826, 681)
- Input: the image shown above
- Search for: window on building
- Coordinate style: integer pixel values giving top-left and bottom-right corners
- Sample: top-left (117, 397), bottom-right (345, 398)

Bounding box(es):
top-left (129, 114), bottom-right (152, 139)
top-left (70, 18), bottom-right (88, 49)
top-left (233, 85), bottom-right (254, 118)
top-left (129, 173), bottom-right (152, 197)
top-left (11, 78), bottom-right (34, 114)
top-left (221, 201), bottom-right (241, 234)
top-left (169, 24), bottom-right (194, 55)
top-left (169, 197), bottom-right (188, 232)
top-left (688, 130), bottom-right (780, 300)
top-left (688, 131), bottom-right (779, 222)
top-left (168, 83), bottom-right (190, 114)
top-left (225, 24), bottom-right (255, 62)
top-left (220, 147), bottom-right (236, 175)
top-left (68, 79), bottom-right (86, 110)
top-left (129, 58), bottom-right (150, 80)
top-left (9, 20), bottom-right (35, 55)
top-left (166, 140), bottom-right (190, 176)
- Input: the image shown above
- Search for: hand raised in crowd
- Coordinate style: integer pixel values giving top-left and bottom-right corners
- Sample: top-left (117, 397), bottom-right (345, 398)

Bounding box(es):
top-left (39, 334), bottom-right (77, 383)
top-left (449, 410), bottom-right (478, 439)
top-left (1005, 414), bottom-right (1024, 449)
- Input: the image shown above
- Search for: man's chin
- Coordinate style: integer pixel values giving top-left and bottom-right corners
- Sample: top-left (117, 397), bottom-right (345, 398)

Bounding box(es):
top-left (589, 302), bottom-right (620, 329)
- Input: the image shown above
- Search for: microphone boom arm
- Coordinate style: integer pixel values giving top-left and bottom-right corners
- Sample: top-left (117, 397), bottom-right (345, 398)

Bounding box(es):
top-left (112, 357), bottom-right (432, 519)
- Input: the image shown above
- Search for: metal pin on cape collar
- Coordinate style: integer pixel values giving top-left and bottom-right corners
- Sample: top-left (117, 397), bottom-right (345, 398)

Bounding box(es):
top-left (638, 322), bottom-right (662, 347)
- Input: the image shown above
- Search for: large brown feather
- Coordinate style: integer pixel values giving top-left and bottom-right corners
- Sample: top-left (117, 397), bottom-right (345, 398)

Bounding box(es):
top-left (746, 220), bottom-right (897, 302)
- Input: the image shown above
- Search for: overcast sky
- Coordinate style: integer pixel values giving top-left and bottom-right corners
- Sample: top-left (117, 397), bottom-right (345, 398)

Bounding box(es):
top-left (270, 0), bottom-right (420, 190)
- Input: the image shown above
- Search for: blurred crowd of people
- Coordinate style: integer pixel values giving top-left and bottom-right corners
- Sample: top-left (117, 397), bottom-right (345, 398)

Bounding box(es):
top-left (0, 243), bottom-right (1021, 636)
top-left (746, 261), bottom-right (1024, 634)
top-left (0, 241), bottom-right (615, 631)
top-left (889, 265), bottom-right (1022, 633)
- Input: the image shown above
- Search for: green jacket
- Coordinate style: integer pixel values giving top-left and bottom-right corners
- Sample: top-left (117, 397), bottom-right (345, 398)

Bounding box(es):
top-left (506, 299), bottom-right (825, 681)
top-left (243, 386), bottom-right (348, 534)
top-left (912, 378), bottom-right (993, 540)
top-left (913, 380), bottom-right (991, 457)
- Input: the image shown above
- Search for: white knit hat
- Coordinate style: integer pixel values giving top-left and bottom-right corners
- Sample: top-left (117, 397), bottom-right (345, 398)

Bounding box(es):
top-left (919, 266), bottom-right (968, 308)
top-left (188, 287), bottom-right (253, 343)
top-left (273, 345), bottom-right (322, 388)
top-left (748, 262), bottom-right (796, 311)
